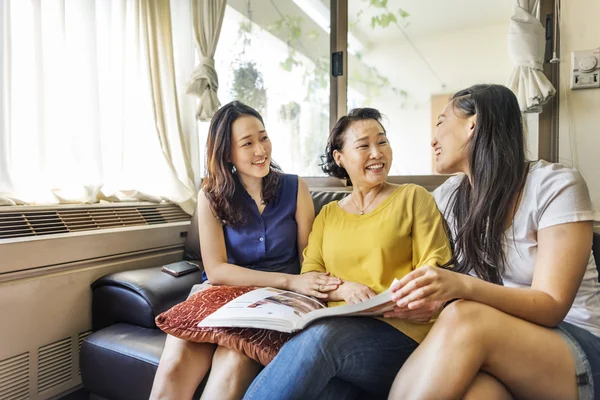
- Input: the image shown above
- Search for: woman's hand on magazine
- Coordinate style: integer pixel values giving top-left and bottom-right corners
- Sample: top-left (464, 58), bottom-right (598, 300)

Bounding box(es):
top-left (331, 281), bottom-right (377, 304)
top-left (390, 265), bottom-right (467, 310)
top-left (383, 300), bottom-right (444, 323)
top-left (287, 272), bottom-right (341, 299)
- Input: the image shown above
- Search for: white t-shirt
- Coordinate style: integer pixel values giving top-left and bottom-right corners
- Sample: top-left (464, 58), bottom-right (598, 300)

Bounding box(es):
top-left (433, 160), bottom-right (600, 337)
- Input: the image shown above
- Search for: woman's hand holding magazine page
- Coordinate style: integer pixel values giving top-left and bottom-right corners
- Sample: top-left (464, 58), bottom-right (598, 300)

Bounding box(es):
top-left (383, 265), bottom-right (452, 323)
top-left (198, 279), bottom-right (400, 333)
top-left (326, 280), bottom-right (377, 304)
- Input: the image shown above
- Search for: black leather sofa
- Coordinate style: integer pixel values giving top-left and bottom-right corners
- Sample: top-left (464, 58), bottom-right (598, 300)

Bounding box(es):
top-left (80, 191), bottom-right (349, 400)
top-left (80, 188), bottom-right (600, 400)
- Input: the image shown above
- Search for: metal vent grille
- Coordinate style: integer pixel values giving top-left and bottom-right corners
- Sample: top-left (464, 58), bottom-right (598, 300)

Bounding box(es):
top-left (0, 203), bottom-right (189, 240)
top-left (37, 337), bottom-right (72, 394)
top-left (78, 331), bottom-right (92, 352)
top-left (77, 330), bottom-right (92, 376)
top-left (0, 352), bottom-right (30, 400)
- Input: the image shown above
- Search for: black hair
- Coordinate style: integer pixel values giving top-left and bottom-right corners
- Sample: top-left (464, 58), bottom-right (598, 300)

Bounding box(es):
top-left (445, 84), bottom-right (529, 284)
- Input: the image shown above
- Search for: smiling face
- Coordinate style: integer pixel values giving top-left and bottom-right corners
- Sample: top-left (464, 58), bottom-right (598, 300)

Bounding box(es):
top-left (432, 101), bottom-right (476, 175)
top-left (333, 119), bottom-right (392, 188)
top-left (230, 115), bottom-right (272, 182)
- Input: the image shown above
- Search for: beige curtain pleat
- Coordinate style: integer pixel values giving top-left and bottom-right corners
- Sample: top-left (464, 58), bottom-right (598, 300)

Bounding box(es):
top-left (186, 0), bottom-right (226, 121)
top-left (140, 0), bottom-right (197, 214)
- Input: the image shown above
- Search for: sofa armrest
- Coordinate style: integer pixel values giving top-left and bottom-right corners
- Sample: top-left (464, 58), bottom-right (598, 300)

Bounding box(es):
top-left (91, 263), bottom-right (203, 331)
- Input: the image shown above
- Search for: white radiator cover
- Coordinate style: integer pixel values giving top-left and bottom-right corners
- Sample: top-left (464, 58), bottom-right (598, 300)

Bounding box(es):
top-left (0, 222), bottom-right (189, 399)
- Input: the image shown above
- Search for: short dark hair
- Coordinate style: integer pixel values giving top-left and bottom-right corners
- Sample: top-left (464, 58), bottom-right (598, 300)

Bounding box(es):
top-left (320, 108), bottom-right (386, 180)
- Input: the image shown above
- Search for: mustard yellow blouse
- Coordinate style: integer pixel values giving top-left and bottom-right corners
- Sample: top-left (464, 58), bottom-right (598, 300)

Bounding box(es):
top-left (301, 184), bottom-right (452, 343)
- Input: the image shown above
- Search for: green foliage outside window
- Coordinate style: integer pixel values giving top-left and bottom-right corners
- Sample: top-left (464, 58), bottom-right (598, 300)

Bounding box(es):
top-left (229, 20), bottom-right (267, 114)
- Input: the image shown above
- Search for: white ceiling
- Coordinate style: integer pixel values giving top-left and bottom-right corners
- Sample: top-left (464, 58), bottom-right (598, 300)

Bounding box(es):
top-left (348, 0), bottom-right (514, 47)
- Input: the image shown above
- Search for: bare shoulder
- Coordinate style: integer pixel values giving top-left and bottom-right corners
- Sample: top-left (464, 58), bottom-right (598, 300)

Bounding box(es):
top-left (297, 176), bottom-right (309, 193)
top-left (196, 189), bottom-right (210, 209)
top-left (196, 189), bottom-right (218, 220)
top-left (296, 177), bottom-right (315, 217)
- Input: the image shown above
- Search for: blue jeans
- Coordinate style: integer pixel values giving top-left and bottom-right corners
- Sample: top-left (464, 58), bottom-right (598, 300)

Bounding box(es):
top-left (243, 317), bottom-right (418, 400)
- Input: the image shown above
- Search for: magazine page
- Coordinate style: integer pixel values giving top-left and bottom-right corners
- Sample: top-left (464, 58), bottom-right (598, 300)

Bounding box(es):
top-left (199, 287), bottom-right (326, 332)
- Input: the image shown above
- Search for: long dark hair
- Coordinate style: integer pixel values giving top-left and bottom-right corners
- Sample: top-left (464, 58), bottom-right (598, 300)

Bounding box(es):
top-left (445, 84), bottom-right (529, 284)
top-left (202, 101), bottom-right (281, 226)
top-left (320, 108), bottom-right (386, 180)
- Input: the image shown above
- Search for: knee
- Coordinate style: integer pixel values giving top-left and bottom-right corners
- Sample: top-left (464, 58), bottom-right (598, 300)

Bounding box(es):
top-left (215, 347), bottom-right (259, 376)
top-left (435, 300), bottom-right (493, 341)
top-left (159, 337), bottom-right (209, 375)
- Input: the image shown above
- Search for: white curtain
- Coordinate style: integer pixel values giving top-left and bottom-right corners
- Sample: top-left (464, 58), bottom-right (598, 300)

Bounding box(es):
top-left (0, 0), bottom-right (198, 213)
top-left (140, 0), bottom-right (197, 214)
top-left (186, 0), bottom-right (226, 122)
top-left (507, 0), bottom-right (556, 113)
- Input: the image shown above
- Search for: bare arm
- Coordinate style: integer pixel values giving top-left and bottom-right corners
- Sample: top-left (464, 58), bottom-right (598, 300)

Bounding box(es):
top-left (465, 221), bottom-right (592, 326)
top-left (295, 177), bottom-right (315, 265)
top-left (393, 221), bottom-right (593, 327)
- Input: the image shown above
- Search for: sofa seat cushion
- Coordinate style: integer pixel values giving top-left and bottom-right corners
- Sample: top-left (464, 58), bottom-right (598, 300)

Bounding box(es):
top-left (80, 323), bottom-right (166, 400)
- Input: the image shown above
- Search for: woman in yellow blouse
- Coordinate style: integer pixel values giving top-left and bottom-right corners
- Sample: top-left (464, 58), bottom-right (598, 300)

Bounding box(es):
top-left (243, 108), bottom-right (452, 400)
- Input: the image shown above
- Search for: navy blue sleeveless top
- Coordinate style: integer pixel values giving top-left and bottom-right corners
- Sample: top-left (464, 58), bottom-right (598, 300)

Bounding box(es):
top-left (202, 173), bottom-right (300, 282)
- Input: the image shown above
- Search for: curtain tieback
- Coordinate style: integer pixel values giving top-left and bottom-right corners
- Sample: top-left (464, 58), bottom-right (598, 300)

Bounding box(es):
top-left (187, 57), bottom-right (219, 94)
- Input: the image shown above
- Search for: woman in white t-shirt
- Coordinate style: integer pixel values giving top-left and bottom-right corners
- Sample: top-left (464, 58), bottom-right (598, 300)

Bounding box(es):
top-left (387, 84), bottom-right (600, 400)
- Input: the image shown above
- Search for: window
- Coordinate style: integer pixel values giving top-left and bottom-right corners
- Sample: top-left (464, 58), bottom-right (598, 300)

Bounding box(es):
top-left (200, 0), bottom-right (555, 183)
top-left (0, 1), bottom-right (196, 208)
top-left (198, 0), bottom-right (331, 177)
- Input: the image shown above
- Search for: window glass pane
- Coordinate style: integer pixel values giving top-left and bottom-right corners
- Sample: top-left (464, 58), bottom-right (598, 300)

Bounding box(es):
top-left (199, 0), bottom-right (331, 177)
top-left (348, 0), bottom-right (522, 175)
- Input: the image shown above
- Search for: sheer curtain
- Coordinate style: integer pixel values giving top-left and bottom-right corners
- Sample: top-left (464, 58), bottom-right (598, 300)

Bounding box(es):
top-left (0, 0), bottom-right (197, 213)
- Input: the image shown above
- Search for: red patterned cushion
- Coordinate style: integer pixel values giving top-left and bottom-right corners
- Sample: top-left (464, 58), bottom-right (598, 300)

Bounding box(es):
top-left (155, 285), bottom-right (293, 366)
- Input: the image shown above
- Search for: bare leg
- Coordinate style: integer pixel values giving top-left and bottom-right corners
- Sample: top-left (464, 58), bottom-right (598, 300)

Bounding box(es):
top-left (463, 372), bottom-right (513, 400)
top-left (150, 335), bottom-right (217, 400)
top-left (390, 301), bottom-right (578, 400)
top-left (200, 346), bottom-right (262, 400)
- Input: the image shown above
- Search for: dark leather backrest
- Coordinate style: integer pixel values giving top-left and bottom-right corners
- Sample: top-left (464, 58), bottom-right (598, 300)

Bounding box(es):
top-left (183, 208), bottom-right (201, 261)
top-left (310, 190), bottom-right (349, 215)
top-left (183, 190), bottom-right (350, 263)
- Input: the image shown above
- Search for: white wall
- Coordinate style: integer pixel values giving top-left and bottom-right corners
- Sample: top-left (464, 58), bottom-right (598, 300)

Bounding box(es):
top-left (558, 0), bottom-right (600, 212)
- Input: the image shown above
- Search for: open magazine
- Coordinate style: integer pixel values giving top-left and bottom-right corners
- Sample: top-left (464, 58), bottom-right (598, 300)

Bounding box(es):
top-left (198, 281), bottom-right (398, 333)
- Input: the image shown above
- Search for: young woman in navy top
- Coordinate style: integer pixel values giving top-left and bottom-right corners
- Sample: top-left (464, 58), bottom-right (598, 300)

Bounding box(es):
top-left (150, 102), bottom-right (340, 400)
